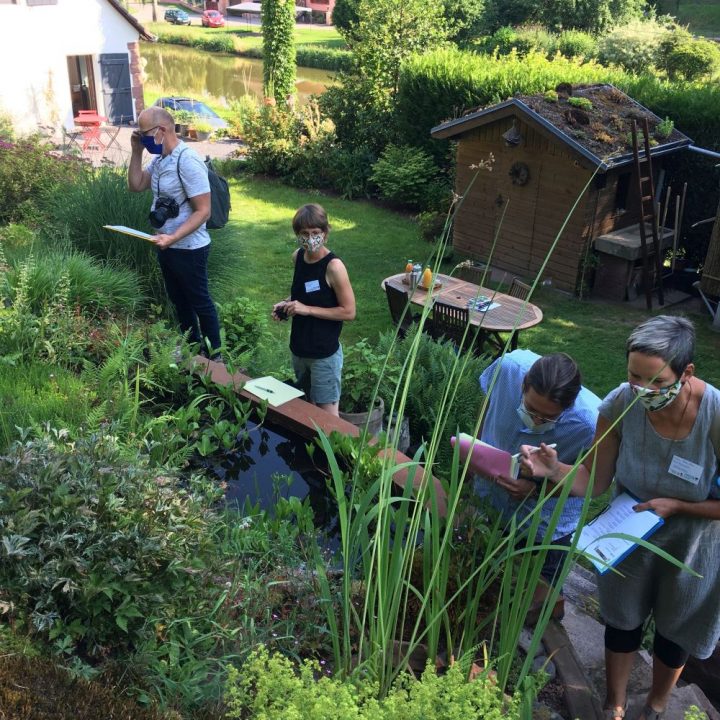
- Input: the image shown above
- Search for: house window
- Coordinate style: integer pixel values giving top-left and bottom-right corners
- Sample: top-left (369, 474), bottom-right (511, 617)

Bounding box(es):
top-left (615, 172), bottom-right (632, 212)
top-left (26, 0), bottom-right (58, 5)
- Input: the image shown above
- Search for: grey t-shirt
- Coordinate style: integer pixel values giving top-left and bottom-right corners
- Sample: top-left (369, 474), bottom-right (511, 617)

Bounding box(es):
top-left (146, 142), bottom-right (210, 250)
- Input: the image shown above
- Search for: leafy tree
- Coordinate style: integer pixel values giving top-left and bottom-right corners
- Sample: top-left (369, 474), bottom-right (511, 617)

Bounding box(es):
top-left (349, 0), bottom-right (448, 96)
top-left (322, 0), bottom-right (448, 155)
top-left (484, 0), bottom-right (645, 33)
top-left (261, 0), bottom-right (296, 104)
top-left (331, 0), bottom-right (360, 36)
top-left (442, 0), bottom-right (486, 47)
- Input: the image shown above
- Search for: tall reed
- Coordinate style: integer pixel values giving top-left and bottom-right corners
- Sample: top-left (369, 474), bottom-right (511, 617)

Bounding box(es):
top-left (312, 160), bottom-right (698, 712)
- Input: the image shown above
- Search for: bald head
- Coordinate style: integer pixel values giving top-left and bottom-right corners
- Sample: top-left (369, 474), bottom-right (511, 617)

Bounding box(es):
top-left (138, 106), bottom-right (175, 133)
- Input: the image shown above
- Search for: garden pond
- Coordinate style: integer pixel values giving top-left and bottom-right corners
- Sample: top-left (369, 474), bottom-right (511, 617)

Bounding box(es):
top-left (196, 419), bottom-right (341, 547)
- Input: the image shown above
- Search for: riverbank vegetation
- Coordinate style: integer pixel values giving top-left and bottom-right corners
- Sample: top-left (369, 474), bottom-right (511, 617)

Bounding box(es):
top-left (148, 22), bottom-right (353, 71)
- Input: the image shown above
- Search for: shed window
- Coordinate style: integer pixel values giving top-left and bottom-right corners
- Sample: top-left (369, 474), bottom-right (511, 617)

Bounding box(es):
top-left (615, 172), bottom-right (631, 212)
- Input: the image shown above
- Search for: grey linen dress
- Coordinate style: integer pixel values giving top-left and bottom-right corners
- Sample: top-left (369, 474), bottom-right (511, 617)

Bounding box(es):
top-left (597, 382), bottom-right (720, 659)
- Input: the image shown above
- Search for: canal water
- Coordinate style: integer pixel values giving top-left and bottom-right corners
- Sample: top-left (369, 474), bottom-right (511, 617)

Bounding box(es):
top-left (142, 43), bottom-right (333, 107)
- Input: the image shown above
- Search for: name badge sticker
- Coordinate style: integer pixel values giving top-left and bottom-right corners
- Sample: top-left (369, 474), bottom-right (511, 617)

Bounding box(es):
top-left (305, 279), bottom-right (321, 293)
top-left (668, 455), bottom-right (703, 485)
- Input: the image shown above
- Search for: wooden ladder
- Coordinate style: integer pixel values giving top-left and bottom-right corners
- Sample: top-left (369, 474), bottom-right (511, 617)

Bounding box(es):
top-left (631, 118), bottom-right (664, 309)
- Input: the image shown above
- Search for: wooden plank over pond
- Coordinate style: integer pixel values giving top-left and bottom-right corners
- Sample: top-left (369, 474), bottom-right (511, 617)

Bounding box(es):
top-left (195, 358), bottom-right (448, 514)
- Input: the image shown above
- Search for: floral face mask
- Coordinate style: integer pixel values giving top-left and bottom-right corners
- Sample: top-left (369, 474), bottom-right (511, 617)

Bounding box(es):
top-left (297, 232), bottom-right (325, 252)
top-left (630, 379), bottom-right (682, 412)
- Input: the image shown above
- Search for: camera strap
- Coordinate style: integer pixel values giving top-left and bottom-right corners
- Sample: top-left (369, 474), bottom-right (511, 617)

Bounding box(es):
top-left (152, 148), bottom-right (190, 206)
top-left (175, 147), bottom-right (190, 206)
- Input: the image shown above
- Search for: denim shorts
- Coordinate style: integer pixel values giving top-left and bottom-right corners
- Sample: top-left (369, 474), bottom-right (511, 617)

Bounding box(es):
top-left (292, 345), bottom-right (343, 405)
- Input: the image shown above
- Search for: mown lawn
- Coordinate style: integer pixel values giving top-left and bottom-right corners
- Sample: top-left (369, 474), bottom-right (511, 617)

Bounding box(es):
top-left (210, 176), bottom-right (720, 400)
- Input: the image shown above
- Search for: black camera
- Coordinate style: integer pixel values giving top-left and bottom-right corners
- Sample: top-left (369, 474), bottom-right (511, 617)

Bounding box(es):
top-left (149, 196), bottom-right (180, 229)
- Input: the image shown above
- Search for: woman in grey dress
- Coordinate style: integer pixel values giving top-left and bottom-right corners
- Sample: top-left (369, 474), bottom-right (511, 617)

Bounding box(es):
top-left (521, 315), bottom-right (720, 720)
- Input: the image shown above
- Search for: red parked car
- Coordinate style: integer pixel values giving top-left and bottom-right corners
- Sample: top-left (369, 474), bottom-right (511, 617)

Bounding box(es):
top-left (201, 9), bottom-right (225, 27)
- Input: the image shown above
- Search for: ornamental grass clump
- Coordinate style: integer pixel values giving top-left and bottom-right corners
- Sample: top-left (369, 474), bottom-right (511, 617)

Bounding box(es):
top-left (310, 159), bottom-right (699, 708)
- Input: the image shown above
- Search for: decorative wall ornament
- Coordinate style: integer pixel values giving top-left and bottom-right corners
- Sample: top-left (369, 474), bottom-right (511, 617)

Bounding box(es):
top-left (509, 161), bottom-right (530, 186)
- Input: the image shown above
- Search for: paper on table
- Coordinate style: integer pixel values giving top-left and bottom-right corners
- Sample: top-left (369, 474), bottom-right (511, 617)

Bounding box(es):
top-left (244, 376), bottom-right (304, 407)
top-left (450, 432), bottom-right (519, 479)
top-left (574, 492), bottom-right (664, 574)
top-left (103, 225), bottom-right (155, 242)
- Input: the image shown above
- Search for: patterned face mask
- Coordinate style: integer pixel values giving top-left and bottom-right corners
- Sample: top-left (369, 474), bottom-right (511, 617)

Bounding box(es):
top-left (630, 379), bottom-right (682, 412)
top-left (297, 232), bottom-right (325, 252)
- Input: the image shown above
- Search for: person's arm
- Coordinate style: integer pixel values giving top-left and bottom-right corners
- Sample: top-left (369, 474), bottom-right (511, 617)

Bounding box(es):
top-left (272, 250), bottom-right (297, 319)
top-left (520, 414), bottom-right (620, 497)
top-left (284, 258), bottom-right (356, 321)
top-left (633, 497), bottom-right (720, 520)
top-left (153, 192), bottom-right (211, 250)
top-left (128, 132), bottom-right (151, 192)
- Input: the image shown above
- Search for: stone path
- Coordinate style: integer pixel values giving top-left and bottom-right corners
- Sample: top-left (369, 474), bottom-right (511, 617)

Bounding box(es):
top-left (558, 566), bottom-right (719, 720)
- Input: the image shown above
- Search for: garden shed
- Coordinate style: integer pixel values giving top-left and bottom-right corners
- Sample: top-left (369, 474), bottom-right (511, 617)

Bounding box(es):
top-left (431, 84), bottom-right (692, 295)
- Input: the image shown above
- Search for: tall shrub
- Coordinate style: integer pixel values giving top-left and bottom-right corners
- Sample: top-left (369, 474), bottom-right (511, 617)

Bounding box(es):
top-left (261, 0), bottom-right (296, 104)
top-left (0, 134), bottom-right (88, 225)
top-left (597, 19), bottom-right (671, 74)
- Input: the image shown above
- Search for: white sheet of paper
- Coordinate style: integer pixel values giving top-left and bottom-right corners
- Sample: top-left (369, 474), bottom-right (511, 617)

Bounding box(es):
top-left (574, 492), bottom-right (663, 573)
top-left (244, 376), bottom-right (305, 407)
top-left (103, 225), bottom-right (155, 242)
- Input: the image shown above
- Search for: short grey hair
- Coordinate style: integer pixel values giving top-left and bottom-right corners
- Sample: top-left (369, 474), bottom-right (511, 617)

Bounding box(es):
top-left (626, 315), bottom-right (695, 376)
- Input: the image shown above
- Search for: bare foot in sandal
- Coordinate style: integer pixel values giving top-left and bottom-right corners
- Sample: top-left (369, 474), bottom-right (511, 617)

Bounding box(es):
top-left (603, 700), bottom-right (627, 719)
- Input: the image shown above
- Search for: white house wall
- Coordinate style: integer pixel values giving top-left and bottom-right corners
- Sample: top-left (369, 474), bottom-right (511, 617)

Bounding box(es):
top-left (0, 0), bottom-right (139, 133)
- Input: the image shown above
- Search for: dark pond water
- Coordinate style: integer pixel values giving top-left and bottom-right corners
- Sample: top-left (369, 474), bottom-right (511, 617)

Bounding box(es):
top-left (200, 421), bottom-right (340, 544)
top-left (142, 43), bottom-right (333, 107)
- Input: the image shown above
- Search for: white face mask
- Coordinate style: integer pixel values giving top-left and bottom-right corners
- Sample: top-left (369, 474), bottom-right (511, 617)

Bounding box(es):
top-left (516, 401), bottom-right (558, 434)
top-left (297, 232), bottom-right (325, 252)
top-left (631, 379), bottom-right (682, 412)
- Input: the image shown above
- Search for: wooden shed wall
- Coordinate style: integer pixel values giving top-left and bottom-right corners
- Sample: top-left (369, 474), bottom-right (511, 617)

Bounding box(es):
top-left (453, 119), bottom-right (593, 292)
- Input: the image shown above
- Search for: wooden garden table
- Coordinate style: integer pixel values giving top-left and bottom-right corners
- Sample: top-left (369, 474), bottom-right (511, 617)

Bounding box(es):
top-left (382, 272), bottom-right (544, 352)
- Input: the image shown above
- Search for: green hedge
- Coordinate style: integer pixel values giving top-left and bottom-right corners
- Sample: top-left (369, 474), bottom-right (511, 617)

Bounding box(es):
top-left (296, 44), bottom-right (353, 71)
top-left (153, 28), bottom-right (235, 54)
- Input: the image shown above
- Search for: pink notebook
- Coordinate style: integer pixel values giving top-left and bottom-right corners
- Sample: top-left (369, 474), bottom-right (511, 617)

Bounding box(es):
top-left (450, 432), bottom-right (519, 479)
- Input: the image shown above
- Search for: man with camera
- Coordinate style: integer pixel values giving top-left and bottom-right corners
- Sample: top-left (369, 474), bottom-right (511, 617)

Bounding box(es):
top-left (128, 107), bottom-right (221, 359)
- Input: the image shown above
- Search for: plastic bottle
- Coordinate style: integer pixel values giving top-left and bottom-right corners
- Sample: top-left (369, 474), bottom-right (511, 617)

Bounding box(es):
top-left (412, 262), bottom-right (422, 288)
top-left (405, 259), bottom-right (413, 286)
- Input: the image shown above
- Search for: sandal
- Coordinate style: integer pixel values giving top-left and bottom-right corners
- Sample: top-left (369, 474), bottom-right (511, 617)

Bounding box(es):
top-left (637, 705), bottom-right (665, 720)
top-left (603, 701), bottom-right (627, 719)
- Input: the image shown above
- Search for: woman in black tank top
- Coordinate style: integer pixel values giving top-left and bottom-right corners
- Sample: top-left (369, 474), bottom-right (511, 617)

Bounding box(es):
top-left (271, 204), bottom-right (356, 417)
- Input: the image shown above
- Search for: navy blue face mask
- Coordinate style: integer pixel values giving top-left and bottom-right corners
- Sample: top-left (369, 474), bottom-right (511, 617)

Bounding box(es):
top-left (140, 128), bottom-right (163, 155)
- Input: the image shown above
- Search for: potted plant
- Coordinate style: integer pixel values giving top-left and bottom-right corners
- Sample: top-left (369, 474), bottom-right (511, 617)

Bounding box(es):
top-left (173, 109), bottom-right (193, 137)
top-left (339, 339), bottom-right (385, 436)
top-left (192, 119), bottom-right (214, 141)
